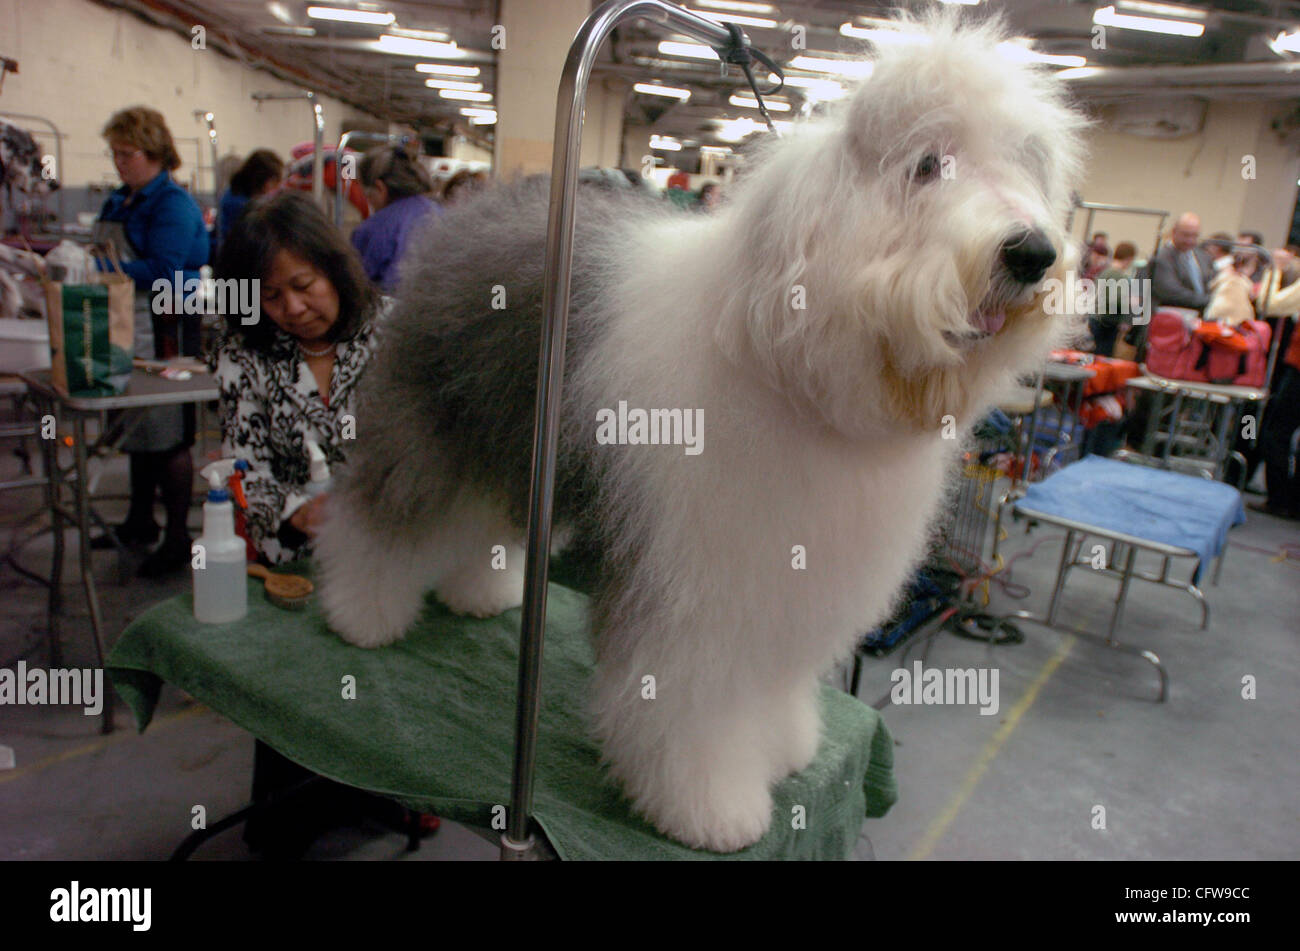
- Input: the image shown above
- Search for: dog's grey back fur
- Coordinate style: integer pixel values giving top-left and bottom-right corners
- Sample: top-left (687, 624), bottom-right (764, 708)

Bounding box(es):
top-left (341, 176), bottom-right (673, 554)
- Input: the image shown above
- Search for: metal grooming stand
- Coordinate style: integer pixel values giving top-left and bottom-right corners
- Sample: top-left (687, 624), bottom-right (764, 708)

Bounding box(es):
top-left (1068, 200), bottom-right (1168, 263)
top-left (193, 111), bottom-right (220, 203)
top-left (501, 0), bottom-right (743, 861)
top-left (333, 131), bottom-right (409, 229)
top-left (251, 91), bottom-right (325, 204)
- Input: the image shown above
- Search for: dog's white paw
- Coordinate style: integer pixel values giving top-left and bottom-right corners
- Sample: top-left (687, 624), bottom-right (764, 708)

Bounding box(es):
top-left (638, 772), bottom-right (775, 853)
top-left (434, 564), bottom-right (524, 618)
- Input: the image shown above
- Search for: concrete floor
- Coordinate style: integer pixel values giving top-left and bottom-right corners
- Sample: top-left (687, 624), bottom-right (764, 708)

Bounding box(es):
top-left (1, 422), bottom-right (1297, 861)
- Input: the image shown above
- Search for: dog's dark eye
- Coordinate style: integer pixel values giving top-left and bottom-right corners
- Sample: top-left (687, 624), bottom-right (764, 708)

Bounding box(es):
top-left (914, 152), bottom-right (941, 182)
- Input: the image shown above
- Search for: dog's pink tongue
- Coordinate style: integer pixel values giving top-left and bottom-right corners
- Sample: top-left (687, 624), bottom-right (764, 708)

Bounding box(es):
top-left (973, 309), bottom-right (1007, 334)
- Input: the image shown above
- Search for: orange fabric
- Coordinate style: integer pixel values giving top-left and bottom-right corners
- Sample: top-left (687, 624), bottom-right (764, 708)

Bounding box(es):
top-left (1193, 321), bottom-right (1250, 354)
top-left (1050, 350), bottom-right (1140, 396)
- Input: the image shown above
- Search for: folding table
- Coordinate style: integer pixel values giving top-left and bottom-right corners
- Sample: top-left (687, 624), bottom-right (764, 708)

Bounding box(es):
top-left (20, 366), bottom-right (217, 733)
top-left (1009, 456), bottom-right (1245, 701)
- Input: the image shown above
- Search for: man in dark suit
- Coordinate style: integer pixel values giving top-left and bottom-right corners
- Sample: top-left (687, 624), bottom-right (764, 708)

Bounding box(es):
top-left (1150, 212), bottom-right (1213, 312)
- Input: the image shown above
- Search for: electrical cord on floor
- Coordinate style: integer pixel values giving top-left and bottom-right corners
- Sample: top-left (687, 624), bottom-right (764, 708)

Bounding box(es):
top-left (943, 604), bottom-right (1025, 646)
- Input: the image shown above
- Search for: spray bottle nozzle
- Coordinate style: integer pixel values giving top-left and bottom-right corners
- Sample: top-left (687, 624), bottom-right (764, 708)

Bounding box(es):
top-left (206, 470), bottom-right (230, 503)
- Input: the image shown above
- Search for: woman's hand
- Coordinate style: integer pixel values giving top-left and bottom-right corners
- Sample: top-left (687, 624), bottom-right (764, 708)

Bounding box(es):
top-left (289, 493), bottom-right (330, 537)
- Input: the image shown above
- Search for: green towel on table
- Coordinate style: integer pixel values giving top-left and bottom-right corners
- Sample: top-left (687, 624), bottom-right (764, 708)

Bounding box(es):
top-left (107, 571), bottom-right (897, 860)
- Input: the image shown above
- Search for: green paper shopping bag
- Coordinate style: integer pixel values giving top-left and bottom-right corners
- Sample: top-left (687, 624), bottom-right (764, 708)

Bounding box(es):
top-left (42, 249), bottom-right (134, 397)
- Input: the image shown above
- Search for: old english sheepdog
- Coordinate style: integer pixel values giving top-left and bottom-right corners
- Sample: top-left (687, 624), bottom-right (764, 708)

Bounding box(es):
top-left (317, 15), bottom-right (1087, 852)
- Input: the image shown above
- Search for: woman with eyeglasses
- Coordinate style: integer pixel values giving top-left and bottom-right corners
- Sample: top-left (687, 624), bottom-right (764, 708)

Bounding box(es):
top-left (92, 106), bottom-right (209, 576)
top-left (350, 144), bottom-right (440, 292)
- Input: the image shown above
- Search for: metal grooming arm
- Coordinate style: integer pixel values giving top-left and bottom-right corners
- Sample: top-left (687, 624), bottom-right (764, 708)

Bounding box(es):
top-left (333, 131), bottom-right (409, 229)
top-left (251, 91), bottom-right (325, 204)
top-left (502, 0), bottom-right (741, 860)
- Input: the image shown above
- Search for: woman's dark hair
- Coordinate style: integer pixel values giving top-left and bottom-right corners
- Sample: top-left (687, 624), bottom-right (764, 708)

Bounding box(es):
top-left (229, 149), bottom-right (284, 197)
top-left (358, 145), bottom-right (433, 201)
top-left (1112, 241), bottom-right (1136, 262)
top-left (214, 191), bottom-right (379, 351)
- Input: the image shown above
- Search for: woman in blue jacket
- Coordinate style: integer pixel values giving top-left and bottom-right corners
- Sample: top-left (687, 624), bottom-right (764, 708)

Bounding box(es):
top-left (93, 106), bottom-right (209, 576)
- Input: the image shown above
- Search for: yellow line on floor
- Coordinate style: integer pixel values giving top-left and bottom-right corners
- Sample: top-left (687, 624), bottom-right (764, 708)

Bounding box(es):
top-left (0, 703), bottom-right (209, 786)
top-left (908, 635), bottom-right (1075, 861)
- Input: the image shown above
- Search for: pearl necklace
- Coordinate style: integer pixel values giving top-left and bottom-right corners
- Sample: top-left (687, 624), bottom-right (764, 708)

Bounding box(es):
top-left (297, 340), bottom-right (335, 358)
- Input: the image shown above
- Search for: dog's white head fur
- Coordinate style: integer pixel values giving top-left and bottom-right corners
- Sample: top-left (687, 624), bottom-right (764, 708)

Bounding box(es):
top-left (712, 13), bottom-right (1088, 436)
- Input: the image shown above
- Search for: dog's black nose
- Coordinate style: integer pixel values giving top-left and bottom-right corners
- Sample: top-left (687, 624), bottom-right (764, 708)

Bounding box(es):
top-left (1000, 229), bottom-right (1056, 285)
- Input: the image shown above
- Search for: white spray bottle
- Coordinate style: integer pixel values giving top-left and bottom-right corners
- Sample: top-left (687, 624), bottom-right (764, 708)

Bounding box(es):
top-left (192, 470), bottom-right (248, 624)
top-left (305, 440), bottom-right (332, 497)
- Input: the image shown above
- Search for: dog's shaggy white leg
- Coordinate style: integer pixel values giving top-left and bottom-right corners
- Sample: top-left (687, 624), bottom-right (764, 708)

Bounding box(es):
top-left (593, 661), bottom-right (778, 853)
top-left (429, 489), bottom-right (526, 619)
top-left (768, 678), bottom-right (823, 780)
top-left (316, 497), bottom-right (432, 648)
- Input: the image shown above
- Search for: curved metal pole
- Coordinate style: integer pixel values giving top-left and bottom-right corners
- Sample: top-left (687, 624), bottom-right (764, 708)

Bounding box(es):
top-left (502, 0), bottom-right (735, 859)
top-left (335, 131), bottom-right (407, 229)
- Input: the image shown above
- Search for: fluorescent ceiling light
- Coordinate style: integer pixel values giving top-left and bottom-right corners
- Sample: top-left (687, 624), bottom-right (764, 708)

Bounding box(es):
top-left (1273, 30), bottom-right (1300, 53)
top-left (264, 26), bottom-right (317, 36)
top-left (700, 145), bottom-right (733, 153)
top-left (937, 0), bottom-right (982, 5)
top-left (697, 0), bottom-right (775, 14)
top-left (469, 115), bottom-right (496, 125)
top-left (770, 74), bottom-right (847, 100)
top-left (634, 82), bottom-right (692, 100)
top-left (1116, 1), bottom-right (1207, 19)
top-left (650, 135), bottom-right (683, 151)
top-left (729, 94), bottom-right (791, 111)
top-left (388, 27), bottom-right (452, 42)
top-left (1092, 5), bottom-right (1205, 37)
top-left (307, 6), bottom-right (395, 26)
top-left (1056, 66), bottom-right (1103, 79)
top-left (425, 78), bottom-right (483, 91)
top-left (997, 41), bottom-right (1087, 67)
top-left (839, 23), bottom-right (926, 45)
top-left (267, 2), bottom-right (294, 25)
top-left (459, 107), bottom-right (496, 117)
top-left (788, 55), bottom-right (875, 79)
top-left (416, 63), bottom-right (480, 76)
top-left (714, 116), bottom-right (792, 142)
top-left (686, 8), bottom-right (777, 29)
top-left (439, 89), bottom-right (492, 102)
top-left (377, 35), bottom-right (464, 57)
top-left (658, 40), bottom-right (720, 60)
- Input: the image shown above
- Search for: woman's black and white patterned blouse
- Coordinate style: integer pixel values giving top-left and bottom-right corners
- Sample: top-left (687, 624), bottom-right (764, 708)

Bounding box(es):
top-left (211, 301), bottom-right (388, 564)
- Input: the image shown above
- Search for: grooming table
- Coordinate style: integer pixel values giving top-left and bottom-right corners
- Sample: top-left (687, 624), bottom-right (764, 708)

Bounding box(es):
top-left (1121, 374), bottom-right (1268, 486)
top-left (1010, 456), bottom-right (1245, 701)
top-left (106, 576), bottom-right (898, 861)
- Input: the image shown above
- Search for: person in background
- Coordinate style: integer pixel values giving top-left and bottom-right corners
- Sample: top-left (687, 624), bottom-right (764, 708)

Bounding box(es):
top-left (1150, 212), bottom-right (1213, 312)
top-left (441, 168), bottom-right (489, 206)
top-left (1249, 308), bottom-right (1300, 520)
top-left (698, 181), bottom-right (722, 212)
top-left (1082, 232), bottom-right (1110, 282)
top-left (351, 145), bottom-right (440, 292)
top-left (1089, 240), bottom-right (1137, 358)
top-left (1203, 232), bottom-right (1235, 266)
top-left (217, 149), bottom-right (283, 251)
top-left (213, 191), bottom-right (387, 564)
top-left (92, 106), bottom-right (209, 576)
top-left (1235, 230), bottom-right (1267, 287)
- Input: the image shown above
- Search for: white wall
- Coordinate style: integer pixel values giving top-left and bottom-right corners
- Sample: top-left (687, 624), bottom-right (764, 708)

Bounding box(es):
top-left (0, 0), bottom-right (382, 194)
top-left (1075, 100), bottom-right (1300, 252)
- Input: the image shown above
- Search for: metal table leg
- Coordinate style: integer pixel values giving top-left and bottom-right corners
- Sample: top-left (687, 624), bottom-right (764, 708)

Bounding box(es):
top-left (40, 394), bottom-right (65, 669)
top-left (72, 414), bottom-right (112, 734)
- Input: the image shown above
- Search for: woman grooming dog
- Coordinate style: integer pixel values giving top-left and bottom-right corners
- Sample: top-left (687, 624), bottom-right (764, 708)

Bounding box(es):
top-left (212, 191), bottom-right (387, 564)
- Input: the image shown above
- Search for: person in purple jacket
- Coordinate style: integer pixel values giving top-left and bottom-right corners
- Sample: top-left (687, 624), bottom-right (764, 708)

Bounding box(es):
top-left (92, 106), bottom-right (209, 576)
top-left (351, 146), bottom-right (440, 292)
